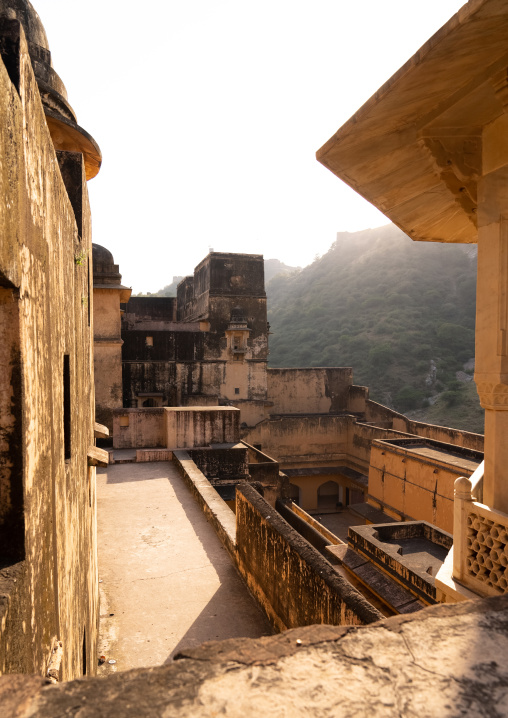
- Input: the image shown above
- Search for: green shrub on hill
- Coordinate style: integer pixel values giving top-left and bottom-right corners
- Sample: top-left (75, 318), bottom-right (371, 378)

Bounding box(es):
top-left (267, 224), bottom-right (483, 432)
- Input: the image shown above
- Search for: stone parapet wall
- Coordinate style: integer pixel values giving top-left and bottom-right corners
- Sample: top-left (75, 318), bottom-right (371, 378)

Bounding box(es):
top-left (172, 451), bottom-right (236, 560)
top-left (235, 483), bottom-right (383, 631)
top-left (166, 407), bottom-right (240, 449)
top-left (4, 594), bottom-right (508, 716)
top-left (113, 408), bottom-right (166, 449)
top-left (401, 418), bottom-right (484, 452)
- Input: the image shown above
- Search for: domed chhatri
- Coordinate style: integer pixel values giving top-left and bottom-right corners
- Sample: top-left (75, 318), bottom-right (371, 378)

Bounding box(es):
top-left (0, 0), bottom-right (101, 179)
top-left (93, 244), bottom-right (121, 283)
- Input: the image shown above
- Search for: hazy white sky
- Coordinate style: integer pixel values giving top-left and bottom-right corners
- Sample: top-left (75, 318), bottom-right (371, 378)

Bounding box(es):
top-left (35, 0), bottom-right (465, 293)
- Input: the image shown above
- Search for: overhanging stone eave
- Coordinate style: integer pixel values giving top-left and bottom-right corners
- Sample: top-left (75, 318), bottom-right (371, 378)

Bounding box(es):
top-left (317, 0), bottom-right (508, 243)
top-left (329, 165), bottom-right (478, 244)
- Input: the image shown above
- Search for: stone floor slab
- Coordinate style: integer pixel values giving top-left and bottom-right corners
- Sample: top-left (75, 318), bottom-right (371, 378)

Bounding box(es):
top-left (96, 461), bottom-right (271, 674)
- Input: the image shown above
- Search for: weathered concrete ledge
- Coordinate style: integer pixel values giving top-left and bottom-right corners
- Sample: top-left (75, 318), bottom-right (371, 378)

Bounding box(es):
top-left (3, 594), bottom-right (508, 716)
top-left (172, 450), bottom-right (236, 559)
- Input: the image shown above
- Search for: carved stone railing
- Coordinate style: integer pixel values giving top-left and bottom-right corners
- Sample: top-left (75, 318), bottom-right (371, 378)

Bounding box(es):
top-left (452, 461), bottom-right (508, 596)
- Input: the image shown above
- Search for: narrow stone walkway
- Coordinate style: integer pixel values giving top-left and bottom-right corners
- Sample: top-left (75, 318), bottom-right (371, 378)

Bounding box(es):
top-left (96, 461), bottom-right (271, 675)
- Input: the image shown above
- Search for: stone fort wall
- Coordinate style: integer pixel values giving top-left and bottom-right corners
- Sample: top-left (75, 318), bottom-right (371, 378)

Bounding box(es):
top-left (0, 20), bottom-right (98, 679)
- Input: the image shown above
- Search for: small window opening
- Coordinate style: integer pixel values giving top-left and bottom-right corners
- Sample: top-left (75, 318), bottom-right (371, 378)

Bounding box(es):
top-left (82, 628), bottom-right (87, 676)
top-left (145, 336), bottom-right (153, 347)
top-left (88, 466), bottom-right (92, 507)
top-left (235, 388), bottom-right (240, 395)
top-left (63, 355), bottom-right (71, 460)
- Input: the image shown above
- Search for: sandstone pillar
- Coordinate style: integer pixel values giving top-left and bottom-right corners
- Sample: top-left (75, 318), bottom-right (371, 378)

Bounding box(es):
top-left (475, 165), bottom-right (508, 512)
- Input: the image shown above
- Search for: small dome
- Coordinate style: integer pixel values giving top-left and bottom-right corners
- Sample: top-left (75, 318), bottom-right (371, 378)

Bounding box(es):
top-left (0, 0), bottom-right (102, 179)
top-left (92, 244), bottom-right (123, 286)
top-left (92, 244), bottom-right (115, 269)
top-left (0, 0), bottom-right (49, 51)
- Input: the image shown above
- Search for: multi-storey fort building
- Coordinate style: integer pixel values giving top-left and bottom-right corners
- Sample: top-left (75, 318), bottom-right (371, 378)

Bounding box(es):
top-left (4, 0), bottom-right (508, 713)
top-left (94, 245), bottom-right (484, 535)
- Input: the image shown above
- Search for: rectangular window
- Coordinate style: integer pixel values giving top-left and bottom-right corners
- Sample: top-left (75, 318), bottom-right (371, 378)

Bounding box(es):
top-left (145, 336), bottom-right (153, 347)
top-left (63, 355), bottom-right (71, 460)
top-left (235, 387), bottom-right (240, 395)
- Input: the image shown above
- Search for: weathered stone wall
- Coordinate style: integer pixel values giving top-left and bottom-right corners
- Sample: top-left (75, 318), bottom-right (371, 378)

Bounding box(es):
top-left (113, 409), bottom-right (166, 449)
top-left (245, 414), bottom-right (351, 465)
top-left (349, 389), bottom-right (484, 453)
top-left (172, 450), bottom-right (236, 560)
top-left (268, 367), bottom-right (352, 415)
top-left (348, 521), bottom-right (452, 603)
top-left (123, 297), bottom-right (177, 325)
top-left (4, 594), bottom-right (508, 717)
top-left (113, 407), bottom-right (241, 450)
top-left (0, 562), bottom-right (30, 675)
top-left (189, 446), bottom-right (249, 479)
top-left (93, 285), bottom-right (123, 429)
top-left (177, 253), bottom-right (265, 323)
top-left (276, 500), bottom-right (335, 555)
top-left (398, 417), bottom-right (484, 452)
top-left (94, 341), bottom-right (123, 430)
top-left (166, 407), bottom-right (240, 449)
top-left (347, 383), bottom-right (369, 414)
top-left (235, 483), bottom-right (383, 631)
top-left (347, 422), bottom-right (409, 468)
top-left (0, 22), bottom-right (98, 679)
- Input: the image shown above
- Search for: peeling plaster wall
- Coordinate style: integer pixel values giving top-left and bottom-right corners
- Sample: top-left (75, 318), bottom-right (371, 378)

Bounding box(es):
top-left (0, 23), bottom-right (97, 680)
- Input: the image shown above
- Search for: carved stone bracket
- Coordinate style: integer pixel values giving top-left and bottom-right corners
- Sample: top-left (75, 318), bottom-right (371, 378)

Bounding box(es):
top-left (475, 381), bottom-right (508, 410)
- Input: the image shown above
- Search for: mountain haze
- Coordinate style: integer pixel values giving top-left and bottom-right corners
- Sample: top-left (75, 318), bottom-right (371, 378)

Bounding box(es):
top-left (267, 224), bottom-right (483, 433)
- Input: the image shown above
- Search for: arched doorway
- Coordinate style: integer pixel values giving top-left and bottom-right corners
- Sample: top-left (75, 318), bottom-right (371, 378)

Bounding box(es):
top-left (142, 397), bottom-right (158, 407)
top-left (317, 480), bottom-right (341, 510)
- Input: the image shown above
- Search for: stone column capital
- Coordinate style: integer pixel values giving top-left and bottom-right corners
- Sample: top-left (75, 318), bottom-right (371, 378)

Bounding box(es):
top-left (475, 379), bottom-right (508, 410)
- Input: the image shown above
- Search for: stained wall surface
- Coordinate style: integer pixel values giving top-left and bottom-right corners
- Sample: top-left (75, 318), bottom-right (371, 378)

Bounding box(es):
top-left (119, 253), bottom-right (269, 423)
top-left (0, 21), bottom-right (98, 679)
top-left (235, 484), bottom-right (383, 630)
top-left (268, 368), bottom-right (353, 415)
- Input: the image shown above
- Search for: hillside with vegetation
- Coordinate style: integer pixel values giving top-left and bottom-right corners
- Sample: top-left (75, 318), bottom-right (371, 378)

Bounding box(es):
top-left (267, 224), bottom-right (484, 434)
